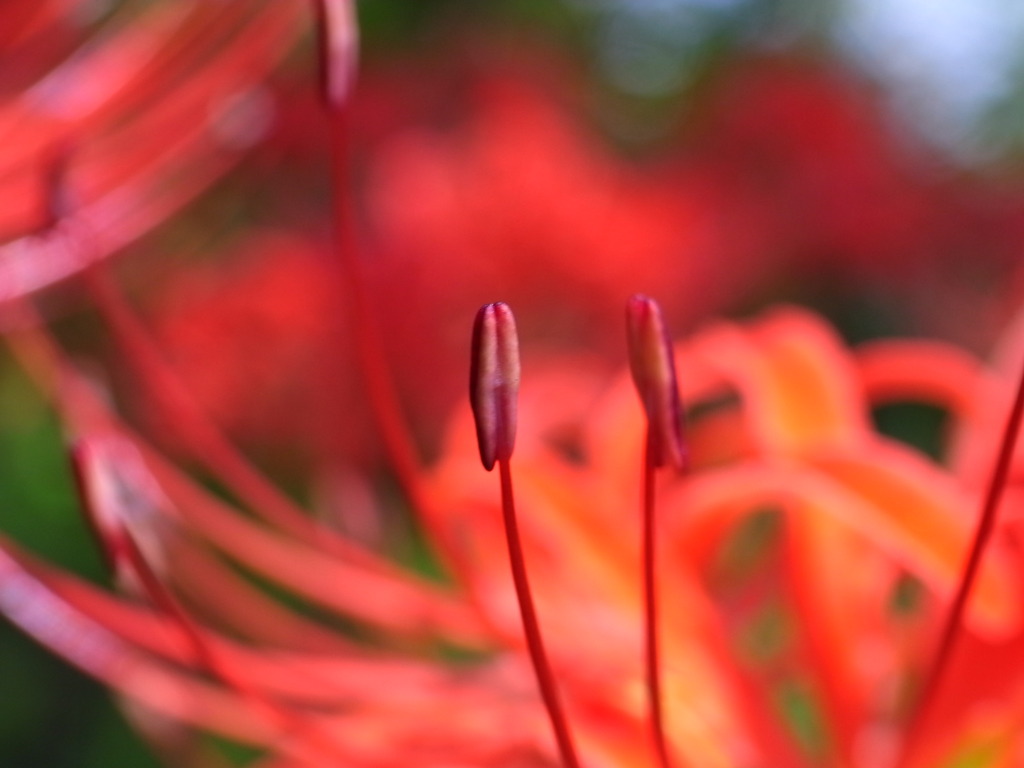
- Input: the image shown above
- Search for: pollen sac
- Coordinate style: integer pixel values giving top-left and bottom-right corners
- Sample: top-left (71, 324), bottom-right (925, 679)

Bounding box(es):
top-left (470, 302), bottom-right (521, 471)
top-left (314, 0), bottom-right (359, 108)
top-left (626, 294), bottom-right (687, 470)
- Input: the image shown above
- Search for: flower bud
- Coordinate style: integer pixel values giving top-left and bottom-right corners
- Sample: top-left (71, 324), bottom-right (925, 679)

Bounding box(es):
top-left (626, 295), bottom-right (687, 469)
top-left (470, 302), bottom-right (520, 471)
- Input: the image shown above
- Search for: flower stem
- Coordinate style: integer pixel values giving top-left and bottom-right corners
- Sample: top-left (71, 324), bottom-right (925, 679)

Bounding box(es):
top-left (643, 430), bottom-right (674, 768)
top-left (898, 355), bottom-right (1024, 767)
top-left (498, 455), bottom-right (582, 768)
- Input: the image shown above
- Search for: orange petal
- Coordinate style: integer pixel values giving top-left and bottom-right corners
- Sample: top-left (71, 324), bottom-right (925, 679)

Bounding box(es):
top-left (805, 443), bottom-right (1020, 638)
top-left (856, 339), bottom-right (988, 420)
top-left (692, 308), bottom-right (870, 455)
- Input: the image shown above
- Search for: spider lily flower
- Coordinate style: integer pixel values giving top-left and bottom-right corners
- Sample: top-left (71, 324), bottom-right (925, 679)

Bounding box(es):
top-left (4, 291), bottom-right (1024, 767)
top-left (6, 4), bottom-right (1024, 768)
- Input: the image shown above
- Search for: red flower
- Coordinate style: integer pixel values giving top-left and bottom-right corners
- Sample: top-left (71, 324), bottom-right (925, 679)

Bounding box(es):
top-left (4, 5), bottom-right (1024, 768)
top-left (5, 290), bottom-right (1024, 766)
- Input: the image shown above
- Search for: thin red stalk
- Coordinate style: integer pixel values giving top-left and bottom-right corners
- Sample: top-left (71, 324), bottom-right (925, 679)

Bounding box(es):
top-left (119, 532), bottom-right (354, 765)
top-left (315, 5), bottom-right (486, 618)
top-left (321, 68), bottom-right (434, 514)
top-left (898, 356), bottom-right (1024, 767)
top-left (497, 455), bottom-right (582, 768)
top-left (319, 48), bottom-right (472, 584)
top-left (643, 430), bottom-right (673, 768)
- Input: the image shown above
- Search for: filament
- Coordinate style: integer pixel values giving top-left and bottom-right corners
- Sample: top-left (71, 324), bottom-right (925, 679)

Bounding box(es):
top-left (498, 454), bottom-right (583, 768)
top-left (643, 431), bottom-right (674, 768)
top-left (897, 354), bottom-right (1024, 766)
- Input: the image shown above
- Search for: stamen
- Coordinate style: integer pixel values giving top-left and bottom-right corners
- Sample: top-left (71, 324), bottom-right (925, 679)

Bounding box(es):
top-left (311, 1), bottom-right (479, 615)
top-left (627, 294), bottom-right (684, 768)
top-left (627, 295), bottom-right (687, 470)
top-left (470, 303), bottom-right (582, 768)
top-left (312, 0), bottom-right (435, 525)
top-left (897, 352), bottom-right (1024, 767)
top-left (470, 303), bottom-right (520, 471)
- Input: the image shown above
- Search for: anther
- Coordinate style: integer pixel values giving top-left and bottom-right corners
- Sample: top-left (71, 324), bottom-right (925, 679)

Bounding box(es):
top-left (313, 0), bottom-right (359, 109)
top-left (470, 302), bottom-right (521, 471)
top-left (626, 295), bottom-right (686, 470)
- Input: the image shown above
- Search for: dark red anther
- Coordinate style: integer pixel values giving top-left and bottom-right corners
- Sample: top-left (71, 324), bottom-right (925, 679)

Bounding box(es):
top-left (313, 0), bottom-right (359, 109)
top-left (470, 302), bottom-right (521, 471)
top-left (626, 294), bottom-right (686, 470)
